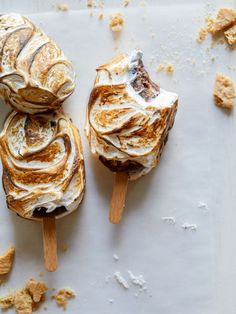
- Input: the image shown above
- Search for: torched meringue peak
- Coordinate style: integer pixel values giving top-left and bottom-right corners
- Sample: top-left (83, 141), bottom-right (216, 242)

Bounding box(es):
top-left (0, 110), bottom-right (85, 219)
top-left (0, 13), bottom-right (75, 114)
top-left (86, 50), bottom-right (178, 180)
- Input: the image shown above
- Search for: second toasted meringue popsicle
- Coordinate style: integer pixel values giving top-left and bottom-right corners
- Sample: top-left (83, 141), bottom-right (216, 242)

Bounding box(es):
top-left (0, 110), bottom-right (85, 270)
top-left (86, 50), bottom-right (178, 223)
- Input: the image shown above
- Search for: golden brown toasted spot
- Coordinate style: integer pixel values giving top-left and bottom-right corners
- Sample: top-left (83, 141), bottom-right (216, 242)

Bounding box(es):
top-left (213, 73), bottom-right (236, 109)
top-left (25, 142), bottom-right (61, 163)
top-left (0, 246), bottom-right (15, 275)
top-left (95, 108), bottom-right (133, 127)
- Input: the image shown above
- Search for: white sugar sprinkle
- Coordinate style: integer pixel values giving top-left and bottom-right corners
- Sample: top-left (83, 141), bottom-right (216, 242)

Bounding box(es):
top-left (182, 223), bottom-right (197, 231)
top-left (113, 254), bottom-right (119, 261)
top-left (128, 271), bottom-right (146, 289)
top-left (161, 216), bottom-right (176, 224)
top-left (114, 272), bottom-right (129, 289)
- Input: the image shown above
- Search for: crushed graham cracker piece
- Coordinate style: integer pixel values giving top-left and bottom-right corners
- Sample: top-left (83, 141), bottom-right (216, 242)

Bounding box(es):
top-left (0, 294), bottom-right (14, 309)
top-left (109, 13), bottom-right (124, 32)
top-left (98, 13), bottom-right (104, 20)
top-left (0, 246), bottom-right (15, 275)
top-left (123, 0), bottom-right (129, 6)
top-left (157, 63), bottom-right (174, 74)
top-left (213, 73), bottom-right (236, 109)
top-left (52, 288), bottom-right (75, 310)
top-left (224, 24), bottom-right (236, 45)
top-left (26, 279), bottom-right (48, 303)
top-left (14, 288), bottom-right (33, 314)
top-left (209, 8), bottom-right (236, 34)
top-left (57, 3), bottom-right (69, 11)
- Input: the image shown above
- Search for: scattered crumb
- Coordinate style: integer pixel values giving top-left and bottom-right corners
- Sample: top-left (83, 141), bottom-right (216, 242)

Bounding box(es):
top-left (15, 288), bottom-right (33, 314)
top-left (87, 0), bottom-right (94, 7)
top-left (209, 8), bottom-right (236, 34)
top-left (161, 216), bottom-right (176, 224)
top-left (108, 298), bottom-right (114, 304)
top-left (52, 288), bottom-right (75, 310)
top-left (197, 26), bottom-right (208, 42)
top-left (98, 13), bottom-right (104, 20)
top-left (113, 254), bottom-right (119, 261)
top-left (0, 246), bottom-right (15, 275)
top-left (198, 201), bottom-right (208, 209)
top-left (139, 0), bottom-right (146, 8)
top-left (181, 223), bottom-right (198, 231)
top-left (109, 13), bottom-right (124, 32)
top-left (157, 63), bottom-right (174, 74)
top-left (114, 272), bottom-right (129, 289)
top-left (127, 271), bottom-right (146, 289)
top-left (57, 3), bottom-right (69, 11)
top-left (26, 279), bottom-right (48, 303)
top-left (38, 272), bottom-right (44, 278)
top-left (43, 306), bottom-right (48, 311)
top-left (0, 294), bottom-right (14, 309)
top-left (224, 24), bottom-right (236, 45)
top-left (123, 0), bottom-right (129, 6)
top-left (213, 73), bottom-right (236, 109)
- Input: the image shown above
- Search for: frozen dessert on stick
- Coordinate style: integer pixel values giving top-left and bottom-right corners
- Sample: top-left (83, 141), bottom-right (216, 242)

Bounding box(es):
top-left (0, 110), bottom-right (85, 270)
top-left (86, 50), bottom-right (178, 223)
top-left (0, 14), bottom-right (75, 114)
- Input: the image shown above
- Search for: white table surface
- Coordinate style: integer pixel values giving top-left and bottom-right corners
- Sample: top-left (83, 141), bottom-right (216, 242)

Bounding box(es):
top-left (0, 1), bottom-right (235, 313)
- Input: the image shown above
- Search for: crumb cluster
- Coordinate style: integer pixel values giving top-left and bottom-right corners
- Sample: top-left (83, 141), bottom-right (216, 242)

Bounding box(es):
top-left (157, 63), bottom-right (174, 74)
top-left (109, 13), bottom-right (124, 32)
top-left (52, 288), bottom-right (75, 310)
top-left (197, 7), bottom-right (236, 46)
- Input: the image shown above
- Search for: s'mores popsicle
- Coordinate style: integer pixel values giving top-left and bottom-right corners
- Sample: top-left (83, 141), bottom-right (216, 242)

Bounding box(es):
top-left (0, 110), bottom-right (85, 271)
top-left (86, 50), bottom-right (178, 224)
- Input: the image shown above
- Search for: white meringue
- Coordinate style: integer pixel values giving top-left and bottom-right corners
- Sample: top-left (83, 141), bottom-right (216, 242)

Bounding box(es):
top-left (0, 13), bottom-right (75, 114)
top-left (0, 110), bottom-right (85, 219)
top-left (86, 50), bottom-right (178, 180)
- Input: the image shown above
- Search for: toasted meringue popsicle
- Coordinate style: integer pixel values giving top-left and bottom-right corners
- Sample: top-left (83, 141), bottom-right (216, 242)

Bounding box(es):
top-left (0, 110), bottom-right (85, 270)
top-left (0, 14), bottom-right (75, 114)
top-left (86, 50), bottom-right (178, 223)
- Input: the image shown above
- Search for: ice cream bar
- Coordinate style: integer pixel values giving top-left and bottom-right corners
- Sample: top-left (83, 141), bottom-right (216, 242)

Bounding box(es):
top-left (86, 50), bottom-right (178, 222)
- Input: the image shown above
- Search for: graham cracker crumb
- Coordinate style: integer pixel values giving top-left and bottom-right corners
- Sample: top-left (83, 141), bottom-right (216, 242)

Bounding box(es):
top-left (214, 73), bottom-right (236, 109)
top-left (0, 294), bottom-right (14, 309)
top-left (157, 63), bottom-right (174, 74)
top-left (224, 24), bottom-right (236, 45)
top-left (57, 3), bottom-right (69, 11)
top-left (52, 288), bottom-right (75, 310)
top-left (109, 13), bottom-right (124, 32)
top-left (197, 26), bottom-right (208, 42)
top-left (98, 13), bottom-right (104, 20)
top-left (123, 0), bottom-right (129, 6)
top-left (87, 0), bottom-right (94, 7)
top-left (209, 8), bottom-right (236, 34)
top-left (0, 246), bottom-right (15, 275)
top-left (14, 288), bottom-right (33, 314)
top-left (26, 279), bottom-right (48, 303)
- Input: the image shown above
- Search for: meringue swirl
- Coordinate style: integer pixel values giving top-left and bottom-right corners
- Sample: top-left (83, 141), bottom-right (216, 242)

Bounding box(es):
top-left (86, 50), bottom-right (178, 180)
top-left (0, 110), bottom-right (85, 219)
top-left (0, 14), bottom-right (75, 114)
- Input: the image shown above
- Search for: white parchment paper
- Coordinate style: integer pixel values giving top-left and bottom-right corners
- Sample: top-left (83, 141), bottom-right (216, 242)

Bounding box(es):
top-left (0, 1), bottom-right (235, 313)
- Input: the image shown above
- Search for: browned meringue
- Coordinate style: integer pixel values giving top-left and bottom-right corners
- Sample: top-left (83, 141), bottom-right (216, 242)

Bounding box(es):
top-left (0, 14), bottom-right (75, 114)
top-left (0, 110), bottom-right (85, 219)
top-left (86, 50), bottom-right (178, 180)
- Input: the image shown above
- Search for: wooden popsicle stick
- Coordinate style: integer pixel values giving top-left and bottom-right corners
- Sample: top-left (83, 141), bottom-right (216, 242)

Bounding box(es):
top-left (109, 172), bottom-right (129, 224)
top-left (42, 217), bottom-right (58, 272)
